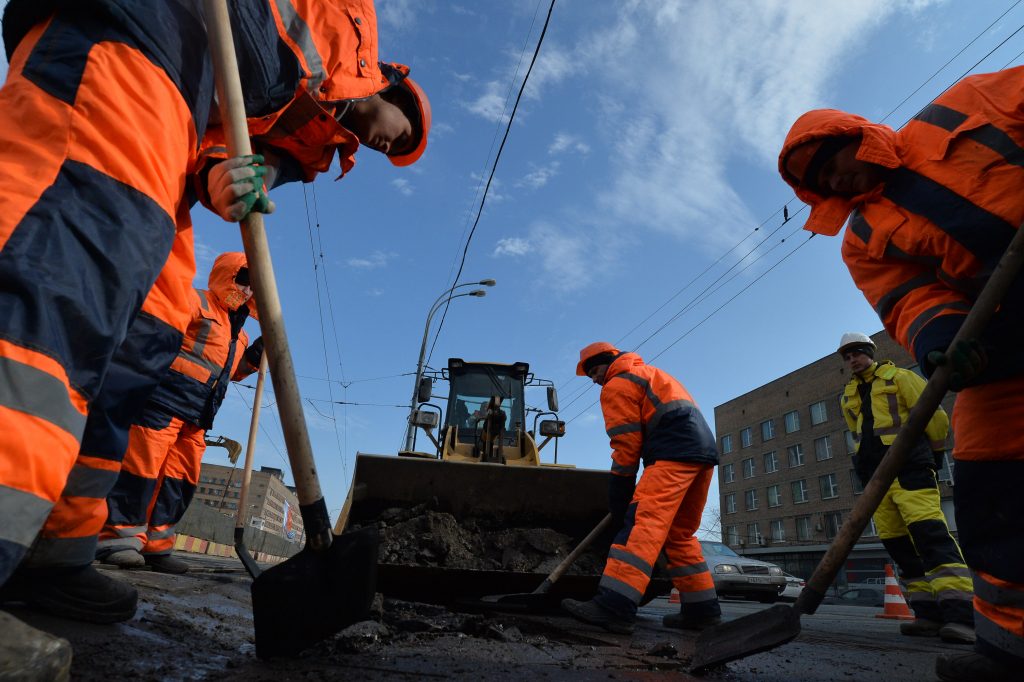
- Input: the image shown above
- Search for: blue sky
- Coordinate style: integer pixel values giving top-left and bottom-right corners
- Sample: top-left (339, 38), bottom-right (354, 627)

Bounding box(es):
top-left (5, 1), bottom-right (1024, 537)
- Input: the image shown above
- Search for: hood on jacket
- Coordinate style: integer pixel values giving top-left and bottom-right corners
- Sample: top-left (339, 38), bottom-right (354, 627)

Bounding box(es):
top-left (605, 352), bottom-right (643, 380)
top-left (779, 109), bottom-right (902, 236)
top-left (207, 252), bottom-right (254, 314)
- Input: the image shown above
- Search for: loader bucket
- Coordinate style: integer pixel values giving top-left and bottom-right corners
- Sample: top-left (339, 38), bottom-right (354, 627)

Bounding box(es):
top-left (338, 454), bottom-right (670, 604)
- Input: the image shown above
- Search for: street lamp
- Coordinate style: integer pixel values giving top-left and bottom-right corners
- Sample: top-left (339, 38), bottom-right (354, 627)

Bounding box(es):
top-left (404, 279), bottom-right (496, 451)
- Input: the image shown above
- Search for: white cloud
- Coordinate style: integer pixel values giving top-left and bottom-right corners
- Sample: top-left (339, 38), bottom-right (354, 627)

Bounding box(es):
top-left (377, 0), bottom-right (417, 29)
top-left (493, 237), bottom-right (532, 257)
top-left (464, 42), bottom-right (575, 122)
top-left (466, 81), bottom-right (509, 123)
top-left (549, 133), bottom-right (590, 156)
top-left (347, 251), bottom-right (397, 269)
top-left (391, 178), bottom-right (413, 196)
top-left (517, 161), bottom-right (560, 189)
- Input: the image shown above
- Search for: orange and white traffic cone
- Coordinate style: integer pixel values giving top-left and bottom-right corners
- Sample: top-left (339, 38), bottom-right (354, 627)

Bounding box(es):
top-left (875, 563), bottom-right (914, 620)
top-left (669, 588), bottom-right (680, 604)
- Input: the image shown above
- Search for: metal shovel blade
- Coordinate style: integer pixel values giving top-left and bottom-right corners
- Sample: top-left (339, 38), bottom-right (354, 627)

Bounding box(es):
top-left (251, 526), bottom-right (379, 658)
top-left (689, 604), bottom-right (801, 674)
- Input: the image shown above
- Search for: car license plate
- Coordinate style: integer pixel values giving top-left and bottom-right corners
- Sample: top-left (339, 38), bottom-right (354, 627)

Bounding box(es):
top-left (748, 576), bottom-right (771, 583)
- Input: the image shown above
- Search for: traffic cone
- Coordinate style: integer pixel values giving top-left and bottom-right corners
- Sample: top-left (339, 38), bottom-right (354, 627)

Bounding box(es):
top-left (875, 563), bottom-right (914, 620)
top-left (669, 588), bottom-right (680, 604)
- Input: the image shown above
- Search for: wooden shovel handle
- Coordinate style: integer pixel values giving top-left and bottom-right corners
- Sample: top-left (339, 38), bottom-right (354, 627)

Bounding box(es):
top-left (536, 513), bottom-right (614, 595)
top-left (236, 353), bottom-right (268, 531)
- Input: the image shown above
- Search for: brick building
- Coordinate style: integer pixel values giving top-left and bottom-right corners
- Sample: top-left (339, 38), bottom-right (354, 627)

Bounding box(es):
top-left (194, 463), bottom-right (304, 543)
top-left (713, 330), bottom-right (957, 585)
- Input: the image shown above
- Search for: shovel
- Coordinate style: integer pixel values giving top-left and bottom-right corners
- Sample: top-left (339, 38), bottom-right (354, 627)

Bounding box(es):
top-left (204, 0), bottom-right (378, 659)
top-left (233, 352), bottom-right (267, 580)
top-left (480, 513), bottom-right (614, 611)
top-left (690, 222), bottom-right (1024, 674)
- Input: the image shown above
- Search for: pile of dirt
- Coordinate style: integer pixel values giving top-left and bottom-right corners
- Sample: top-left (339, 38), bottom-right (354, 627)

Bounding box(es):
top-left (365, 504), bottom-right (607, 574)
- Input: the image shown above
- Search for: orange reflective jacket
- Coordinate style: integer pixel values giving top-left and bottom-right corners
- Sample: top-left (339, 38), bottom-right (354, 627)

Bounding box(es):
top-left (779, 67), bottom-right (1024, 373)
top-left (600, 353), bottom-right (718, 479)
top-left (148, 253), bottom-right (257, 428)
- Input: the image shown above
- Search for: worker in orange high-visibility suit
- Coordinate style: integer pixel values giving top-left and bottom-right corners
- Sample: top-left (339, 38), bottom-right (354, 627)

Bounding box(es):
top-left (96, 253), bottom-right (259, 574)
top-left (779, 65), bottom-right (1024, 682)
top-left (0, 0), bottom-right (430, 643)
top-left (562, 343), bottom-right (721, 634)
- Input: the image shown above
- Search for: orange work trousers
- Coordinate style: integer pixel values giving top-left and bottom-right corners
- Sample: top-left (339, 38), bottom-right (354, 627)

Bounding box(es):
top-left (0, 11), bottom-right (210, 580)
top-left (596, 460), bottom-right (718, 617)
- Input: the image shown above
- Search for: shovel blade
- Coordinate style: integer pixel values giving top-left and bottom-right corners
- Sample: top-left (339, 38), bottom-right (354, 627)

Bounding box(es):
top-left (690, 604), bottom-right (801, 674)
top-left (251, 526), bottom-right (379, 658)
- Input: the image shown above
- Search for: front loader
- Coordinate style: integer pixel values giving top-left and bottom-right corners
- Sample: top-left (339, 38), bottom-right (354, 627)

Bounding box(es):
top-left (335, 358), bottom-right (669, 607)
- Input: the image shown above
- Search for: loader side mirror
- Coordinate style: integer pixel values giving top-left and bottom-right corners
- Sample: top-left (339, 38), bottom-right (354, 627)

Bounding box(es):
top-left (417, 377), bottom-right (433, 403)
top-left (546, 386), bottom-right (559, 412)
top-left (411, 410), bottom-right (439, 429)
top-left (539, 420), bottom-right (565, 438)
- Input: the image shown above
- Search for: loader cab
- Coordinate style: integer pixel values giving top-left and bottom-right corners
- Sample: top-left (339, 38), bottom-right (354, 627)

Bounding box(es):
top-left (445, 359), bottom-right (526, 446)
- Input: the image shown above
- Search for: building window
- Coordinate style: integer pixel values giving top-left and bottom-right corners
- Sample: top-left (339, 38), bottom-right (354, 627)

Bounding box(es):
top-left (824, 511), bottom-right (843, 539)
top-left (767, 484), bottom-right (782, 508)
top-left (747, 523), bottom-right (762, 544)
top-left (796, 515), bottom-right (812, 540)
top-left (742, 457), bottom-right (756, 479)
top-left (810, 400), bottom-right (828, 425)
top-left (819, 473), bottom-right (839, 499)
top-left (792, 479), bottom-right (809, 504)
top-left (721, 434), bottom-right (733, 454)
top-left (850, 469), bottom-right (864, 495)
top-left (740, 427), bottom-right (753, 448)
top-left (771, 519), bottom-right (785, 542)
top-left (745, 488), bottom-right (758, 511)
top-left (724, 493), bottom-right (736, 514)
top-left (784, 410), bottom-right (800, 433)
top-left (814, 436), bottom-right (833, 461)
top-left (761, 419), bottom-right (775, 441)
top-left (788, 443), bottom-right (805, 467)
top-left (724, 525), bottom-right (740, 545)
top-left (722, 463), bottom-right (735, 484)
top-left (861, 518), bottom-right (878, 538)
top-left (844, 429), bottom-right (857, 453)
top-left (763, 451), bottom-right (778, 473)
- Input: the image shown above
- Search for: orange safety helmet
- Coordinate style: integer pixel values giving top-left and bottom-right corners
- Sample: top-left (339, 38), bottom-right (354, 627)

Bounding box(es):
top-left (576, 341), bottom-right (622, 376)
top-left (382, 69), bottom-right (431, 168)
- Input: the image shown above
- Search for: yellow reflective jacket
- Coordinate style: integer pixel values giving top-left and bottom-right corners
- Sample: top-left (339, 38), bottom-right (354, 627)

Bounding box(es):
top-left (841, 361), bottom-right (949, 455)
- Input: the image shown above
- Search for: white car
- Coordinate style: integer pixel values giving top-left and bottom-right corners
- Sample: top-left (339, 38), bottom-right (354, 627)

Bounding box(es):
top-left (778, 572), bottom-right (806, 601)
top-left (700, 541), bottom-right (786, 603)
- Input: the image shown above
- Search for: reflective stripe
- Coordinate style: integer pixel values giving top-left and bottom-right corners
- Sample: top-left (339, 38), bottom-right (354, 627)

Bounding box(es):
top-left (963, 123), bottom-right (1024, 169)
top-left (273, 0), bottom-right (326, 92)
top-left (885, 385), bottom-right (900, 429)
top-left (103, 525), bottom-right (148, 539)
top-left (608, 547), bottom-right (652, 576)
top-left (607, 422), bottom-right (642, 437)
top-left (928, 564), bottom-right (972, 581)
top-left (907, 301), bottom-right (972, 346)
top-left (875, 272), bottom-right (939, 319)
top-left (612, 372), bottom-right (660, 407)
top-left (23, 535), bottom-right (97, 568)
top-left (0, 484), bottom-right (54, 549)
top-left (61, 463), bottom-right (119, 499)
top-left (598, 574), bottom-right (643, 603)
top-left (934, 589), bottom-right (973, 602)
top-left (668, 561), bottom-right (709, 578)
top-left (874, 426), bottom-right (901, 437)
top-left (975, 610), bottom-right (1024, 660)
top-left (914, 103), bottom-right (968, 132)
top-left (682, 587), bottom-right (718, 603)
top-left (611, 461), bottom-right (639, 476)
top-left (0, 356), bottom-right (87, 439)
top-left (148, 526), bottom-right (177, 541)
top-left (907, 590), bottom-right (936, 603)
top-left (974, 576), bottom-right (1024, 610)
top-left (649, 398), bottom-right (695, 432)
top-left (96, 535), bottom-right (144, 553)
top-left (849, 211), bottom-right (873, 245)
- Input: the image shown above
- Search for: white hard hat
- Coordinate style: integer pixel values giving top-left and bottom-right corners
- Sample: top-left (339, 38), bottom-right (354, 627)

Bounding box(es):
top-left (837, 332), bottom-right (876, 355)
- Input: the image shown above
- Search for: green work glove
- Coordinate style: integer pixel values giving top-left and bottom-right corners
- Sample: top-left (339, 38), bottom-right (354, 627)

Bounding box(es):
top-left (927, 339), bottom-right (987, 391)
top-left (207, 154), bottom-right (277, 222)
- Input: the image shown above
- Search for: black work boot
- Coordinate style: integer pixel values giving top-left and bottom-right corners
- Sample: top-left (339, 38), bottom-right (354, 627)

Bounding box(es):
top-left (561, 598), bottom-right (635, 634)
top-left (0, 565), bottom-right (137, 624)
top-left (663, 611), bottom-right (723, 630)
top-left (936, 651), bottom-right (1017, 681)
top-left (143, 553), bottom-right (189, 575)
top-left (0, 610), bottom-right (73, 681)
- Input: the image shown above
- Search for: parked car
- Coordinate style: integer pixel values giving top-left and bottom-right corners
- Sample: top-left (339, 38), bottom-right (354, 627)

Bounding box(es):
top-left (821, 587), bottom-right (885, 608)
top-left (778, 572), bottom-right (806, 601)
top-left (700, 541), bottom-right (786, 603)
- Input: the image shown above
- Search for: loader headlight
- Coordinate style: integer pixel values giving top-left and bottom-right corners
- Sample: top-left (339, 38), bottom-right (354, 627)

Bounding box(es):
top-left (714, 564), bottom-right (739, 574)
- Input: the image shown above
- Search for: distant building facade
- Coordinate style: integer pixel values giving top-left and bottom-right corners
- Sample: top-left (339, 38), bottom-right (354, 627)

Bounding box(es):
top-left (713, 331), bottom-right (957, 586)
top-left (194, 463), bottom-right (304, 543)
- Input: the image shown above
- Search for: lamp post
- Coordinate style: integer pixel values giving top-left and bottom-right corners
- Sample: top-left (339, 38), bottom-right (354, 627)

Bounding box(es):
top-left (403, 279), bottom-right (496, 451)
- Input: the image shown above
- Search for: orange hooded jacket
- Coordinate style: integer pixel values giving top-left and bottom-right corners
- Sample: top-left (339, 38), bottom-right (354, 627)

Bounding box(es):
top-left (600, 353), bottom-right (718, 479)
top-left (778, 66), bottom-right (1024, 377)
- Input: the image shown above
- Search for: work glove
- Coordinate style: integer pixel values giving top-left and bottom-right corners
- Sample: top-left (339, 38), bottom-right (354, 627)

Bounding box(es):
top-left (926, 339), bottom-right (986, 392)
top-left (207, 155), bottom-right (276, 222)
top-left (608, 474), bottom-right (636, 528)
top-left (243, 336), bottom-right (264, 368)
